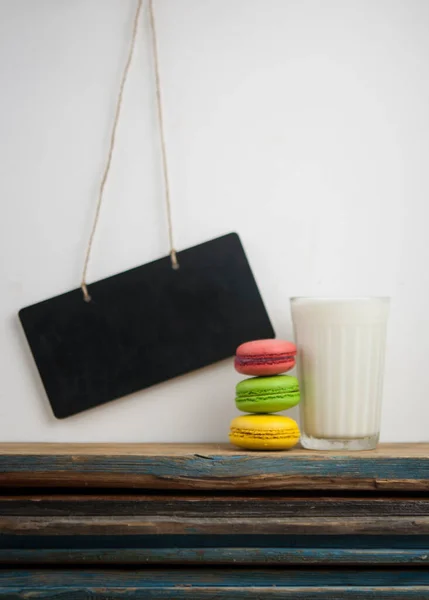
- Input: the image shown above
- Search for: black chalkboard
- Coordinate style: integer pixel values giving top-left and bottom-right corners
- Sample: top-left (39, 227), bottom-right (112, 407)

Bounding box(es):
top-left (19, 233), bottom-right (274, 418)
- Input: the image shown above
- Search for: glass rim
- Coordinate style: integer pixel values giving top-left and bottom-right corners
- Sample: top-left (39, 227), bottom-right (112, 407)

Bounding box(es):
top-left (290, 296), bottom-right (390, 302)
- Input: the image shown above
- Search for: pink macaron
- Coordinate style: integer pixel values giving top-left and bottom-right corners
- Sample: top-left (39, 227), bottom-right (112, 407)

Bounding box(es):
top-left (235, 339), bottom-right (297, 376)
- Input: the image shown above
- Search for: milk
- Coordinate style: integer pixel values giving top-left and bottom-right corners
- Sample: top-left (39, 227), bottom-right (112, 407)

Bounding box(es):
top-left (291, 298), bottom-right (390, 450)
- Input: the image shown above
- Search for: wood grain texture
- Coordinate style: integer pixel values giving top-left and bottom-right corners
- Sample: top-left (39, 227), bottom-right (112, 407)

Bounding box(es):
top-left (3, 534), bottom-right (429, 549)
top-left (1, 515), bottom-right (428, 536)
top-left (4, 567), bottom-right (429, 585)
top-left (1, 443), bottom-right (428, 456)
top-left (0, 443), bottom-right (428, 490)
top-left (3, 568), bottom-right (429, 599)
top-left (2, 547), bottom-right (429, 566)
top-left (1, 590), bottom-right (429, 599)
top-left (2, 445), bottom-right (429, 589)
top-left (2, 494), bottom-right (429, 537)
top-left (2, 495), bottom-right (429, 517)
top-left (1, 589), bottom-right (429, 599)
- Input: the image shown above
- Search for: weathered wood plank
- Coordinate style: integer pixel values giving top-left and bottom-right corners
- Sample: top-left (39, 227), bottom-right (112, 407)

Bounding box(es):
top-left (0, 444), bottom-right (428, 490)
top-left (2, 533), bottom-right (429, 549)
top-left (4, 567), bottom-right (429, 586)
top-left (6, 533), bottom-right (429, 547)
top-left (2, 495), bottom-right (429, 517)
top-left (1, 547), bottom-right (429, 566)
top-left (1, 515), bottom-right (428, 535)
top-left (2, 588), bottom-right (429, 599)
top-left (1, 587), bottom-right (429, 599)
top-left (1, 443), bottom-right (428, 456)
top-left (0, 567), bottom-right (429, 600)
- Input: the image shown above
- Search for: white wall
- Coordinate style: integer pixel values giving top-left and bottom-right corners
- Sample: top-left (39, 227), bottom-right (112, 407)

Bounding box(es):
top-left (0, 0), bottom-right (428, 442)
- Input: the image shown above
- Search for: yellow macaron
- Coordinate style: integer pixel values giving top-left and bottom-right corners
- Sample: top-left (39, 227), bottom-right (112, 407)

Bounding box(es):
top-left (229, 414), bottom-right (300, 450)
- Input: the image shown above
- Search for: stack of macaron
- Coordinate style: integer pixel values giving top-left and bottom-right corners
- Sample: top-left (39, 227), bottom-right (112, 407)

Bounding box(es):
top-left (229, 339), bottom-right (301, 450)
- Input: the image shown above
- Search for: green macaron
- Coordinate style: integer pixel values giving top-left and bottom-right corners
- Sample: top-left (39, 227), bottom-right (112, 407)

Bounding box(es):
top-left (235, 375), bottom-right (300, 414)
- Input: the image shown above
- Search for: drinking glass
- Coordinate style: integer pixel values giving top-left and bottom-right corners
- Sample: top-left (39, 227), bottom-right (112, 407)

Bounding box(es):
top-left (291, 297), bottom-right (390, 450)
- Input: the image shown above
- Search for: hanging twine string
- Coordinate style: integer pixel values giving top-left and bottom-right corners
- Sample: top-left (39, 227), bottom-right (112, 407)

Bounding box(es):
top-left (81, 0), bottom-right (178, 302)
top-left (148, 0), bottom-right (179, 272)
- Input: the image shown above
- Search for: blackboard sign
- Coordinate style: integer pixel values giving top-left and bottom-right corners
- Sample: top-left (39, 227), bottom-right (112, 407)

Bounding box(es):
top-left (19, 233), bottom-right (274, 418)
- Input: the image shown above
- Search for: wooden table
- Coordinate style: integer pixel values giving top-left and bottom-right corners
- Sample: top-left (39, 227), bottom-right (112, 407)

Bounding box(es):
top-left (1, 443), bottom-right (429, 598)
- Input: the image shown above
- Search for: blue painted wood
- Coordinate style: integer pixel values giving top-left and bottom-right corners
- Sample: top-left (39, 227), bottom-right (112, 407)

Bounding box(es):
top-left (2, 569), bottom-right (429, 599)
top-left (0, 444), bottom-right (428, 489)
top-left (2, 533), bottom-right (429, 549)
top-left (3, 568), bottom-right (429, 586)
top-left (0, 451), bottom-right (427, 478)
top-left (1, 546), bottom-right (429, 565)
top-left (1, 446), bottom-right (429, 596)
top-left (1, 587), bottom-right (429, 599)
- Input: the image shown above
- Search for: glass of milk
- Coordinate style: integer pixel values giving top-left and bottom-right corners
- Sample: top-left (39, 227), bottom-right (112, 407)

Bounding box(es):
top-left (291, 297), bottom-right (390, 450)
